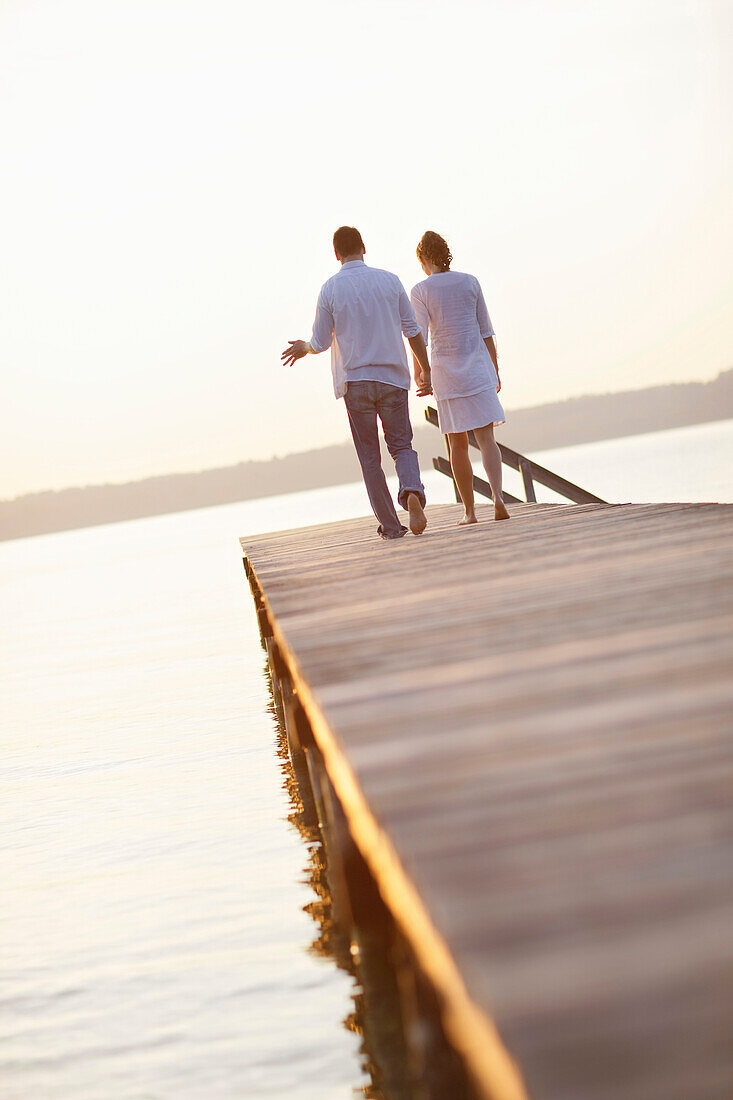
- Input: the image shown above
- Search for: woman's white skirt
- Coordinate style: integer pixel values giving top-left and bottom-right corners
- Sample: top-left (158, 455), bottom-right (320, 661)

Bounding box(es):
top-left (436, 386), bottom-right (505, 434)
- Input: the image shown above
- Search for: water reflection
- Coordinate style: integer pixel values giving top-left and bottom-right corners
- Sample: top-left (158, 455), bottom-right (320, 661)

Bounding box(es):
top-left (264, 664), bottom-right (405, 1099)
top-left (261, 656), bottom-right (477, 1100)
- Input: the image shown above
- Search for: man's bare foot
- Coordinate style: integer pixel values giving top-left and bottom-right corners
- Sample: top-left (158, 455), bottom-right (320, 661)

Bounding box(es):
top-left (494, 499), bottom-right (510, 521)
top-left (407, 493), bottom-right (427, 535)
top-left (458, 511), bottom-right (478, 525)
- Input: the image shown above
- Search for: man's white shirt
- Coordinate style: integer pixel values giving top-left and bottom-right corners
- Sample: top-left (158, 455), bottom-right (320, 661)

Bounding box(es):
top-left (308, 260), bottom-right (421, 398)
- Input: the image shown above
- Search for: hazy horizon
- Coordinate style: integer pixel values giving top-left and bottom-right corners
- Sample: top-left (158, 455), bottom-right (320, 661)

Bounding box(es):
top-left (2, 369), bottom-right (730, 510)
top-left (3, 0), bottom-right (732, 499)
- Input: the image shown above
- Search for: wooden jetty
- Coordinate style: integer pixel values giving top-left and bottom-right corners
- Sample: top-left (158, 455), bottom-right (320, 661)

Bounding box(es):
top-left (241, 501), bottom-right (733, 1100)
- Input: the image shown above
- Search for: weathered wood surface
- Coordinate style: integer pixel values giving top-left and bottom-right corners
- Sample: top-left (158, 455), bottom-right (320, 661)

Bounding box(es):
top-left (241, 502), bottom-right (733, 1100)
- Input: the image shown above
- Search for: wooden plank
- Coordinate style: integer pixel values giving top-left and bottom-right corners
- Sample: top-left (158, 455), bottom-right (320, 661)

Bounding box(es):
top-left (242, 502), bottom-right (733, 1100)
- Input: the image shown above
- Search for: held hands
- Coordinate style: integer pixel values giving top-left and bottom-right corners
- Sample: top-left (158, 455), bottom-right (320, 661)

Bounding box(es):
top-left (496, 372), bottom-right (501, 394)
top-left (415, 369), bottom-right (433, 397)
top-left (281, 340), bottom-right (308, 368)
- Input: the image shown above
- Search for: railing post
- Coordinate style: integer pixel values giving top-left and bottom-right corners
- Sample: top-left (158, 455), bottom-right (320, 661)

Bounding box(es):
top-left (519, 459), bottom-right (537, 503)
top-left (443, 434), bottom-right (462, 503)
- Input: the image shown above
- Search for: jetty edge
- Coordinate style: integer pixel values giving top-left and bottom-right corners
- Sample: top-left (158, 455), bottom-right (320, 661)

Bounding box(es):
top-left (243, 526), bottom-right (527, 1100)
top-left (241, 500), bottom-right (733, 1099)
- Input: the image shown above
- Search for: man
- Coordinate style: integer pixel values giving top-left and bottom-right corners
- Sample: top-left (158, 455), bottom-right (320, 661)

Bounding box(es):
top-left (282, 226), bottom-right (432, 540)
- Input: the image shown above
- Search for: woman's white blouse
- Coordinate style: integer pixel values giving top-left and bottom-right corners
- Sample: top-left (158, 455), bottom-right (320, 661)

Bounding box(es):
top-left (410, 271), bottom-right (496, 399)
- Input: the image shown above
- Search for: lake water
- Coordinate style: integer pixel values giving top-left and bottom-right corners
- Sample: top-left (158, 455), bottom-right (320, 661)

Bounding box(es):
top-left (1, 418), bottom-right (731, 1099)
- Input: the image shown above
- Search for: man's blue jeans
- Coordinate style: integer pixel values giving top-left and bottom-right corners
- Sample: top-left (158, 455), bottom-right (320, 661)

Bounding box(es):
top-left (344, 381), bottom-right (426, 539)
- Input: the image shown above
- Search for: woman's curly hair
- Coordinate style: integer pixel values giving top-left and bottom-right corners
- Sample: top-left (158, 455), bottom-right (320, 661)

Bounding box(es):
top-left (416, 230), bottom-right (452, 272)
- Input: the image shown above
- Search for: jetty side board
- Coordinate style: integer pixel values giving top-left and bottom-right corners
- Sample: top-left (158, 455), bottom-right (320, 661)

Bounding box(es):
top-left (241, 501), bottom-right (733, 1100)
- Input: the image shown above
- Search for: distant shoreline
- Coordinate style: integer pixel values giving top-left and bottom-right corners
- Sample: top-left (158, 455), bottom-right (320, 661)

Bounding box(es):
top-left (2, 369), bottom-right (731, 542)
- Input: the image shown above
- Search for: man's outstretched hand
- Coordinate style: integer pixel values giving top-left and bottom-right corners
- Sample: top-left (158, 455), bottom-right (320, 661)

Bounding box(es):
top-left (281, 340), bottom-right (309, 367)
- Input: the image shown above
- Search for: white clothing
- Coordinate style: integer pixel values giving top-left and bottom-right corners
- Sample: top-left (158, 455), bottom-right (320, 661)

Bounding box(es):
top-left (309, 260), bottom-right (421, 399)
top-left (410, 271), bottom-right (497, 400)
top-left (436, 387), bottom-right (505, 434)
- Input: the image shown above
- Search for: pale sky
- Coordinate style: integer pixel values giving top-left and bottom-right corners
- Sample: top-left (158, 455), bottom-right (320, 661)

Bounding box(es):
top-left (1, 0), bottom-right (731, 499)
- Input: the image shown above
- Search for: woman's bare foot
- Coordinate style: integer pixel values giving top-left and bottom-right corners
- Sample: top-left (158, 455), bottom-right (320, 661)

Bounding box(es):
top-left (494, 499), bottom-right (510, 521)
top-left (407, 493), bottom-right (427, 535)
top-left (458, 511), bottom-right (478, 525)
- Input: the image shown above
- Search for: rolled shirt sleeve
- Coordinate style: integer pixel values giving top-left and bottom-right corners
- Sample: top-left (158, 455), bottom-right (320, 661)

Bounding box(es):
top-left (410, 286), bottom-right (429, 345)
top-left (309, 287), bottom-right (334, 353)
top-left (475, 278), bottom-right (495, 339)
top-left (397, 282), bottom-right (421, 339)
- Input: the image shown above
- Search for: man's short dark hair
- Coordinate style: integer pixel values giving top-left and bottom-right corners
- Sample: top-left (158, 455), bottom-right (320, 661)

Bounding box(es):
top-left (333, 226), bottom-right (364, 258)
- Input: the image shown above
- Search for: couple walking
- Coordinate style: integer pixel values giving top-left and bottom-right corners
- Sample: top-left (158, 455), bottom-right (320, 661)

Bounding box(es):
top-left (282, 226), bottom-right (509, 539)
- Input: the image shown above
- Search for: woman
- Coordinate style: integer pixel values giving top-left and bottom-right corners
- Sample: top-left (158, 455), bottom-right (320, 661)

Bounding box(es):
top-left (411, 231), bottom-right (509, 524)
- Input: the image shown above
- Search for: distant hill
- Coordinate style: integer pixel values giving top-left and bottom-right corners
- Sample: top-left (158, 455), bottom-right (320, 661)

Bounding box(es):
top-left (2, 369), bottom-right (732, 542)
top-left (499, 368), bottom-right (733, 452)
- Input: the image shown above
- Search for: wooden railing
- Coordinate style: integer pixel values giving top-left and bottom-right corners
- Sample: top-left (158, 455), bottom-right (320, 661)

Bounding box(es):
top-left (425, 406), bottom-right (606, 505)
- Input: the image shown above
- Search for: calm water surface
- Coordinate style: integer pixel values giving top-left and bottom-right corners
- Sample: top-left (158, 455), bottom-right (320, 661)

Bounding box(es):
top-left (1, 420), bottom-right (731, 1098)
